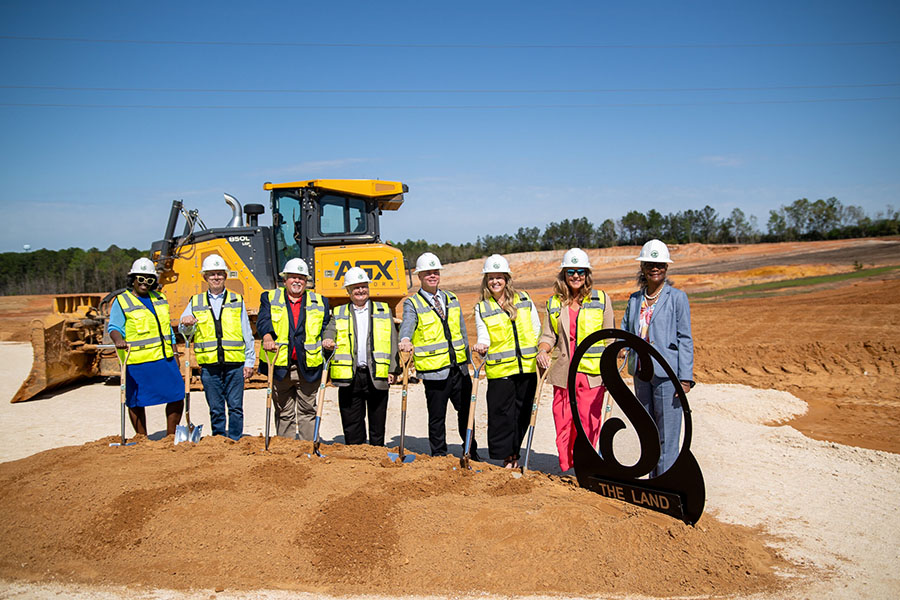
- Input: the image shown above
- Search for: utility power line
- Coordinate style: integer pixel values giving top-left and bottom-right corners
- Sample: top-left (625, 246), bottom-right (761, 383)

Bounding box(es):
top-left (2, 83), bottom-right (899, 94)
top-left (2, 34), bottom-right (899, 49)
top-left (2, 97), bottom-right (898, 110)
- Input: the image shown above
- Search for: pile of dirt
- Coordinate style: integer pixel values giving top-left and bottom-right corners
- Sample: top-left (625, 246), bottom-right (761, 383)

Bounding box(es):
top-left (0, 436), bottom-right (788, 597)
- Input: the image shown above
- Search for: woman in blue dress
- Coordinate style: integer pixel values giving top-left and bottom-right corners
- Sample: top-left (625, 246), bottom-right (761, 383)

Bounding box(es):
top-left (107, 258), bottom-right (184, 436)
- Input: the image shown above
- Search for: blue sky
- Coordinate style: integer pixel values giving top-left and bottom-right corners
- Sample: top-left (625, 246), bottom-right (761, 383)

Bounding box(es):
top-left (1, 1), bottom-right (898, 253)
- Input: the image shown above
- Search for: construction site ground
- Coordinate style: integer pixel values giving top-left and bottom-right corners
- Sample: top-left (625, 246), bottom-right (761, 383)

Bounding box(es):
top-left (0, 237), bottom-right (898, 599)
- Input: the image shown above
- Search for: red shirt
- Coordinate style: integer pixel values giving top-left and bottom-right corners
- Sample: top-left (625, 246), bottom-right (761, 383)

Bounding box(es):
top-left (288, 293), bottom-right (303, 360)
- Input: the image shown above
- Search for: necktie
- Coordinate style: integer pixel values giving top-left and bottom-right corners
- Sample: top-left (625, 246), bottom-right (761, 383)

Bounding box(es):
top-left (432, 293), bottom-right (445, 320)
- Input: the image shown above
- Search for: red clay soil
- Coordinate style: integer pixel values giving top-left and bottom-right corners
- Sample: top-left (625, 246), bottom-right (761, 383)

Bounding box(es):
top-left (692, 277), bottom-right (900, 454)
top-left (0, 436), bottom-right (786, 597)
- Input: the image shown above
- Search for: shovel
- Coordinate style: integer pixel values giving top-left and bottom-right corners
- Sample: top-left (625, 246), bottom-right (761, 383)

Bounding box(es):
top-left (310, 354), bottom-right (334, 458)
top-left (520, 362), bottom-right (551, 474)
top-left (460, 355), bottom-right (485, 470)
top-left (388, 351), bottom-right (415, 463)
top-left (174, 331), bottom-right (202, 445)
top-left (93, 344), bottom-right (137, 447)
top-left (264, 343), bottom-right (286, 451)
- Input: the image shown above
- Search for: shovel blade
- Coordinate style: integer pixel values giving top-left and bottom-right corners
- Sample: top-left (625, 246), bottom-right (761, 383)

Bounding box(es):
top-left (388, 452), bottom-right (416, 463)
top-left (174, 424), bottom-right (202, 445)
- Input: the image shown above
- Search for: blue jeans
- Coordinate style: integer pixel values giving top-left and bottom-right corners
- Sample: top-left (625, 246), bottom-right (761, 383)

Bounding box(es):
top-left (200, 364), bottom-right (245, 440)
top-left (634, 375), bottom-right (683, 478)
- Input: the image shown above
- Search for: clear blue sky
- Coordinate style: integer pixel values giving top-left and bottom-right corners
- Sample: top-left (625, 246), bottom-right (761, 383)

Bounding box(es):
top-left (1, 1), bottom-right (898, 253)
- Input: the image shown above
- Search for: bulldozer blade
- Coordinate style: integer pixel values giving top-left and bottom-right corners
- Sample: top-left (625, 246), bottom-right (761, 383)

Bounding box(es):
top-left (12, 316), bottom-right (99, 403)
top-left (12, 294), bottom-right (111, 404)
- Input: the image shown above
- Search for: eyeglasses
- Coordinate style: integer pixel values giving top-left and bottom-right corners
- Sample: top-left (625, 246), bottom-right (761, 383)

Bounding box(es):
top-left (565, 269), bottom-right (587, 276)
top-left (642, 262), bottom-right (668, 271)
top-left (133, 275), bottom-right (157, 285)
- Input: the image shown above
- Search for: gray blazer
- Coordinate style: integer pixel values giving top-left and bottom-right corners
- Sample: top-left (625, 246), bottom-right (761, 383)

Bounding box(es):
top-left (621, 285), bottom-right (694, 384)
top-left (323, 300), bottom-right (399, 391)
top-left (398, 289), bottom-right (471, 381)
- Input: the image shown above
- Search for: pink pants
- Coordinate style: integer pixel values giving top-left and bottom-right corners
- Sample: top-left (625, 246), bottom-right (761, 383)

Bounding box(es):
top-left (552, 375), bottom-right (605, 472)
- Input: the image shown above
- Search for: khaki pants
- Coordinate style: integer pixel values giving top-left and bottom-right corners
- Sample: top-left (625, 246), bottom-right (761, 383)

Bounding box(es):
top-left (272, 366), bottom-right (320, 440)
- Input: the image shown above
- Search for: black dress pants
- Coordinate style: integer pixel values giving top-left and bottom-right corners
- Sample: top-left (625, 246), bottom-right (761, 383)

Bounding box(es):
top-left (486, 372), bottom-right (537, 460)
top-left (338, 367), bottom-right (388, 446)
top-left (423, 367), bottom-right (478, 458)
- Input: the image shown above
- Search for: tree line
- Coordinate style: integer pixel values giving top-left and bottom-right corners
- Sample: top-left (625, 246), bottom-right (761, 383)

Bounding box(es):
top-left (0, 246), bottom-right (145, 296)
top-left (1, 197), bottom-right (896, 296)
top-left (394, 197), bottom-right (899, 264)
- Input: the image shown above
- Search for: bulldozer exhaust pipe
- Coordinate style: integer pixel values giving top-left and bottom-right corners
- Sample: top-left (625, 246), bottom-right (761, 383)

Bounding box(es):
top-left (224, 193), bottom-right (243, 228)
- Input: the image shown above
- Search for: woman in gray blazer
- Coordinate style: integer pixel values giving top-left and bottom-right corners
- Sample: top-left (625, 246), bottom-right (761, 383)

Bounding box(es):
top-left (620, 239), bottom-right (694, 478)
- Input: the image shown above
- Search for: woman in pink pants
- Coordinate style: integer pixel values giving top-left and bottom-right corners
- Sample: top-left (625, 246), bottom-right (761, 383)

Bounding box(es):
top-left (536, 249), bottom-right (614, 472)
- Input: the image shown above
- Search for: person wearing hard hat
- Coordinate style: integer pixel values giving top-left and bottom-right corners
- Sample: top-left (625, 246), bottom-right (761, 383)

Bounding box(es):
top-left (536, 248), bottom-right (614, 472)
top-left (107, 257), bottom-right (185, 436)
top-left (256, 258), bottom-right (331, 440)
top-left (472, 254), bottom-right (542, 469)
top-left (321, 267), bottom-right (399, 446)
top-left (620, 239), bottom-right (694, 478)
top-left (399, 252), bottom-right (479, 460)
top-left (178, 254), bottom-right (256, 440)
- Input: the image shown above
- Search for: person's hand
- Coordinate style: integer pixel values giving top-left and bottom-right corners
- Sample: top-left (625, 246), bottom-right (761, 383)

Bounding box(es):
top-left (398, 339), bottom-right (413, 353)
top-left (243, 367), bottom-right (254, 380)
top-left (180, 315), bottom-right (197, 326)
top-left (113, 338), bottom-right (128, 350)
top-left (536, 349), bottom-right (551, 369)
top-left (322, 338), bottom-right (335, 351)
top-left (680, 381), bottom-right (691, 395)
top-left (473, 343), bottom-right (488, 356)
top-left (387, 374), bottom-right (395, 385)
top-left (617, 348), bottom-right (628, 361)
top-left (262, 334), bottom-right (276, 353)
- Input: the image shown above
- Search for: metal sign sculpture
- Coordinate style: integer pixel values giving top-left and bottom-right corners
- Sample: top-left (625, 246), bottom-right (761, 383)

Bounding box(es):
top-left (569, 328), bottom-right (705, 525)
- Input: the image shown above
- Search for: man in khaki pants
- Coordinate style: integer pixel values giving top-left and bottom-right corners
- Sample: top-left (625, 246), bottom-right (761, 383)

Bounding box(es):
top-left (256, 258), bottom-right (331, 440)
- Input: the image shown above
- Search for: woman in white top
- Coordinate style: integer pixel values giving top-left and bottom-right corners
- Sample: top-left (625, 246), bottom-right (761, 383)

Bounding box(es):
top-left (472, 254), bottom-right (542, 468)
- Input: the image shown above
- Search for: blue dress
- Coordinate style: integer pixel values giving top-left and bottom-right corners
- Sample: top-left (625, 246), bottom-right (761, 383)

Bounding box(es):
top-left (108, 294), bottom-right (184, 408)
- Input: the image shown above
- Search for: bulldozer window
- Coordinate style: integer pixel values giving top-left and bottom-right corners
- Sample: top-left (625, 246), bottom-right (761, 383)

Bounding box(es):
top-left (319, 195), bottom-right (369, 235)
top-left (273, 195), bottom-right (302, 267)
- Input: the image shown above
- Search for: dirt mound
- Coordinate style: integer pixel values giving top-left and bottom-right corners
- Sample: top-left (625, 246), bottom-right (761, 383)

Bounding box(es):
top-left (0, 436), bottom-right (787, 597)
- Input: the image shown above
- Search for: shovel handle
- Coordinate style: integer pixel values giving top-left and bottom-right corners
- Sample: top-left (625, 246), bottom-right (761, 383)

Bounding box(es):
top-left (462, 355), bottom-right (484, 461)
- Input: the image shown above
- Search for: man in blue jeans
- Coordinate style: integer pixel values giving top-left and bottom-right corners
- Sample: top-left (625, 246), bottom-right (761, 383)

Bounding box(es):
top-left (179, 254), bottom-right (256, 439)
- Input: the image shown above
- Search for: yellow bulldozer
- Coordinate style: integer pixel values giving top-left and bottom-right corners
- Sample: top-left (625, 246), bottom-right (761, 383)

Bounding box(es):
top-left (12, 179), bottom-right (411, 403)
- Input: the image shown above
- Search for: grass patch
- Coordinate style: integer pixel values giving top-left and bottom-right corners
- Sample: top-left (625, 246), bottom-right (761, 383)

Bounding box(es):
top-left (691, 265), bottom-right (900, 300)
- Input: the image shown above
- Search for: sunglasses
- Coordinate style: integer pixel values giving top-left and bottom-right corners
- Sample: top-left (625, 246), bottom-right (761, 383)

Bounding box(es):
top-left (642, 262), bottom-right (668, 270)
top-left (133, 274), bottom-right (157, 285)
top-left (565, 268), bottom-right (587, 276)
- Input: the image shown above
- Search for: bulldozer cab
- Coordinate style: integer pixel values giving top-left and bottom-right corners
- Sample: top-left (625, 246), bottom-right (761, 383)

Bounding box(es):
top-left (266, 180), bottom-right (409, 301)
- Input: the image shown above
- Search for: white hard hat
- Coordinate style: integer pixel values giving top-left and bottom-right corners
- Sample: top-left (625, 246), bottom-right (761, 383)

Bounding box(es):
top-left (128, 257), bottom-right (158, 276)
top-left (482, 254), bottom-right (511, 274)
top-left (343, 266), bottom-right (371, 288)
top-left (201, 254), bottom-right (228, 274)
top-left (415, 252), bottom-right (443, 272)
top-left (636, 239), bottom-right (673, 263)
top-left (280, 258), bottom-right (310, 277)
top-left (560, 248), bottom-right (591, 270)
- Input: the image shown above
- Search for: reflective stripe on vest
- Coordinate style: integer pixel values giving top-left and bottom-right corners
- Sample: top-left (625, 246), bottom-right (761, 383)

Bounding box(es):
top-left (329, 301), bottom-right (393, 383)
top-left (547, 289), bottom-right (607, 375)
top-left (479, 291), bottom-right (538, 379)
top-left (263, 288), bottom-right (325, 367)
top-left (191, 292), bottom-right (245, 365)
top-left (116, 289), bottom-right (173, 365)
top-left (409, 290), bottom-right (467, 373)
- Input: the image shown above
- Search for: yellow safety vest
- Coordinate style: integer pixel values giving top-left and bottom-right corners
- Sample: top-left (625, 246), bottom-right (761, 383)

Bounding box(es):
top-left (190, 291), bottom-right (246, 365)
top-left (115, 289), bottom-right (174, 365)
top-left (330, 301), bottom-right (392, 383)
top-left (409, 290), bottom-right (467, 373)
top-left (263, 288), bottom-right (325, 368)
top-left (547, 290), bottom-right (609, 376)
top-left (478, 291), bottom-right (538, 379)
